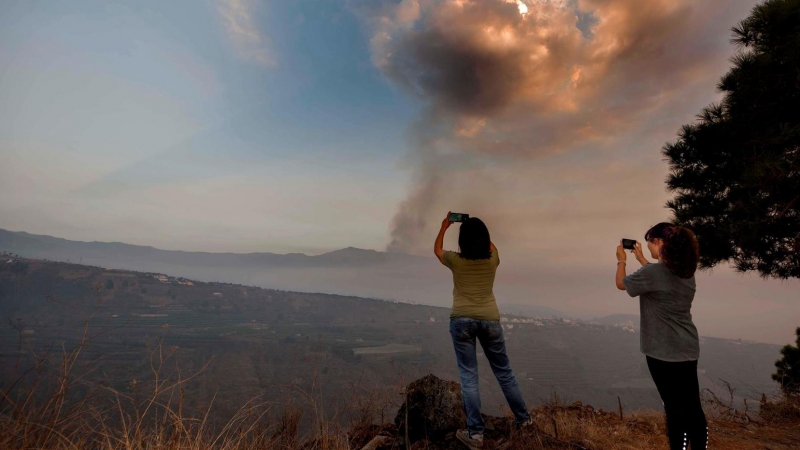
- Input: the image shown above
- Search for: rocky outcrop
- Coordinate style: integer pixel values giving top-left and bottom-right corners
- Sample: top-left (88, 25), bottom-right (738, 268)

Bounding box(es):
top-left (394, 374), bottom-right (466, 445)
top-left (360, 374), bottom-right (593, 450)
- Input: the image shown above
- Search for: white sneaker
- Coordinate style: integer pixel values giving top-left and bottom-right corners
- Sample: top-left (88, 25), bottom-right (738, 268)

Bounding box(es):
top-left (517, 417), bottom-right (534, 428)
top-left (455, 429), bottom-right (484, 449)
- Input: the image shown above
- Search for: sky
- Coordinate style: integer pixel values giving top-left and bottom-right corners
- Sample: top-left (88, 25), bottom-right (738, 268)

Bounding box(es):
top-left (1, 0), bottom-right (798, 344)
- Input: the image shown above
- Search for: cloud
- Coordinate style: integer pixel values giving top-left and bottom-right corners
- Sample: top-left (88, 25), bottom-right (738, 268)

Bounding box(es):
top-left (217, 0), bottom-right (274, 66)
top-left (364, 0), bottom-right (755, 252)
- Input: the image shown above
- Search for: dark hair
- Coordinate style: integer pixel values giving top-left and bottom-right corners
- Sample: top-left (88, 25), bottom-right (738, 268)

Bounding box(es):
top-left (458, 217), bottom-right (492, 260)
top-left (645, 222), bottom-right (700, 278)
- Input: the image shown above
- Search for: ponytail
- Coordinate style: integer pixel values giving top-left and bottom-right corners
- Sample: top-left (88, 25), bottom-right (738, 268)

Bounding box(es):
top-left (645, 223), bottom-right (700, 279)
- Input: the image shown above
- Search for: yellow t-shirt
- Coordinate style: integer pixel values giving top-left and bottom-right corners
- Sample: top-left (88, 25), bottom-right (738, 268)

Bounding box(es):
top-left (443, 249), bottom-right (500, 321)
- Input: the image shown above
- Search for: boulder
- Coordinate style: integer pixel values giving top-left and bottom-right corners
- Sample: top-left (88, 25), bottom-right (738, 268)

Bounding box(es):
top-left (394, 374), bottom-right (466, 444)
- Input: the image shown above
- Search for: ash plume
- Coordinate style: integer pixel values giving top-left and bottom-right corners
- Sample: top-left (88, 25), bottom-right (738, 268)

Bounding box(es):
top-left (369, 0), bottom-right (740, 253)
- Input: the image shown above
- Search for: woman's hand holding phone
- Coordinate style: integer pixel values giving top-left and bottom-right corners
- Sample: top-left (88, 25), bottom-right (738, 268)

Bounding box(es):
top-left (616, 241), bottom-right (627, 263)
top-left (633, 242), bottom-right (649, 265)
top-left (441, 211), bottom-right (452, 230)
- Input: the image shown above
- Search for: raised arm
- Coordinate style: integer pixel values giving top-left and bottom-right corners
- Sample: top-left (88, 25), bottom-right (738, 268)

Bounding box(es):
top-left (633, 242), bottom-right (650, 267)
top-left (434, 212), bottom-right (452, 266)
top-left (615, 241), bottom-right (627, 290)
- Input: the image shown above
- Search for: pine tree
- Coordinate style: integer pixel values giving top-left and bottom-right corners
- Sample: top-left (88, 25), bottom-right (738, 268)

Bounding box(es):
top-left (663, 0), bottom-right (800, 279)
top-left (773, 327), bottom-right (800, 395)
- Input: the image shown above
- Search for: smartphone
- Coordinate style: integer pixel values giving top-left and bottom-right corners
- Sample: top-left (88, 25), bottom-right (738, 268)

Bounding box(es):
top-left (621, 239), bottom-right (637, 250)
top-left (449, 212), bottom-right (469, 222)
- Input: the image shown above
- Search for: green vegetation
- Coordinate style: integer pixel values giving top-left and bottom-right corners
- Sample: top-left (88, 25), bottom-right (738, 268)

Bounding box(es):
top-left (773, 327), bottom-right (800, 395)
top-left (663, 0), bottom-right (800, 279)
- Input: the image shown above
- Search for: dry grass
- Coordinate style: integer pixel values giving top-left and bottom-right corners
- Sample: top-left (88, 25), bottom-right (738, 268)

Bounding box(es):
top-left (0, 300), bottom-right (374, 450)
top-left (4, 352), bottom-right (800, 450)
top-left (518, 399), bottom-right (667, 450)
top-left (414, 391), bottom-right (800, 450)
top-left (482, 399), bottom-right (800, 450)
top-left (759, 394), bottom-right (800, 424)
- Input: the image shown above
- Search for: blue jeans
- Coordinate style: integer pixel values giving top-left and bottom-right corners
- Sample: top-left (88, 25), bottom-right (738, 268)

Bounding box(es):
top-left (450, 317), bottom-right (530, 435)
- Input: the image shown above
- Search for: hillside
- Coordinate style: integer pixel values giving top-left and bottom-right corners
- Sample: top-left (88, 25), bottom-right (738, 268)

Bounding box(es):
top-left (1, 257), bottom-right (797, 448)
top-left (1, 257), bottom-right (783, 419)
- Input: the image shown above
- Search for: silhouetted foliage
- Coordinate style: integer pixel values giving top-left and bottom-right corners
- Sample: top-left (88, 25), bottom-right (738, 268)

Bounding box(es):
top-left (773, 327), bottom-right (800, 395)
top-left (663, 0), bottom-right (800, 279)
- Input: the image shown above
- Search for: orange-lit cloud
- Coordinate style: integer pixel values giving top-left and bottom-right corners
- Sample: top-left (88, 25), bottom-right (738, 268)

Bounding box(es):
top-left (366, 0), bottom-right (751, 252)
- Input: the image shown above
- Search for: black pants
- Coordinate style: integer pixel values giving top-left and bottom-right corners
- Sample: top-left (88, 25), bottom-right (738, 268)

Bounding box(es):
top-left (646, 356), bottom-right (708, 450)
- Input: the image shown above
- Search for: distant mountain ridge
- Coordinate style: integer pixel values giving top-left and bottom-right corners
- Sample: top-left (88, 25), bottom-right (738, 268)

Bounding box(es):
top-left (0, 229), bottom-right (424, 268)
top-left (0, 229), bottom-right (606, 322)
top-left (0, 228), bottom-right (459, 307)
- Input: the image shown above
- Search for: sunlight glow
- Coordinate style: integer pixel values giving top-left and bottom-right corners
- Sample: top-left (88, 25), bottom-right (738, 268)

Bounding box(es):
top-left (503, 0), bottom-right (528, 16)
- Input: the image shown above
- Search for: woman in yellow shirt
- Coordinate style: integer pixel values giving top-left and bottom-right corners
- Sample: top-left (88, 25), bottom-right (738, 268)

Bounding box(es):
top-left (434, 212), bottom-right (531, 449)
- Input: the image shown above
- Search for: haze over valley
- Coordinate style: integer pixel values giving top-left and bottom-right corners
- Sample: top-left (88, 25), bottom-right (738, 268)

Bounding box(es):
top-left (1, 228), bottom-right (797, 346)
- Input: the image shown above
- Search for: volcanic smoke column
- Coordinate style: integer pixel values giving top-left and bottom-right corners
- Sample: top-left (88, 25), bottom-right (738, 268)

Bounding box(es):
top-left (368, 0), bottom-right (722, 253)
